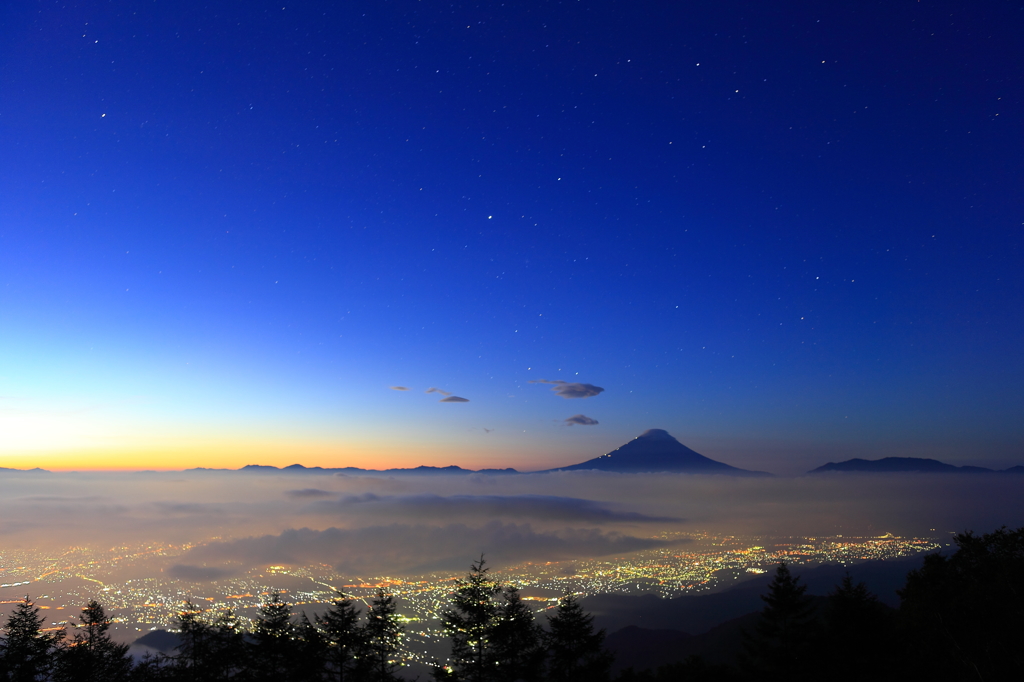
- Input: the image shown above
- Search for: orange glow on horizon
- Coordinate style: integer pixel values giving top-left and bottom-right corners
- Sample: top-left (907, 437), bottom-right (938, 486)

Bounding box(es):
top-left (0, 436), bottom-right (561, 472)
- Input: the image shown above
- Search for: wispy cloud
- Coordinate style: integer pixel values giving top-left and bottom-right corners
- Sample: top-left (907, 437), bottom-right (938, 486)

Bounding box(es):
top-left (182, 522), bottom-right (681, 574)
top-left (149, 502), bottom-right (225, 516)
top-left (529, 380), bottom-right (605, 399)
top-left (389, 386), bottom-right (410, 391)
top-left (310, 493), bottom-right (680, 524)
top-left (425, 387), bottom-right (452, 396)
top-left (565, 414), bottom-right (599, 426)
top-left (285, 488), bottom-right (336, 499)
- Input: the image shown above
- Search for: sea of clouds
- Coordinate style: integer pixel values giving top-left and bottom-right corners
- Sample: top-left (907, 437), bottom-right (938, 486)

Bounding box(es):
top-left (1, 469), bottom-right (1022, 577)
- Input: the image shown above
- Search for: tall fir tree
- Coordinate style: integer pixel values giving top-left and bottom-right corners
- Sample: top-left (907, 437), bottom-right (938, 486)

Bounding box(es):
top-left (208, 608), bottom-right (247, 681)
top-left (436, 557), bottom-right (501, 682)
top-left (54, 600), bottom-right (132, 682)
top-left (544, 593), bottom-right (613, 682)
top-left (490, 586), bottom-right (543, 682)
top-left (0, 597), bottom-right (64, 682)
top-left (819, 574), bottom-right (894, 682)
top-left (364, 590), bottom-right (403, 682)
top-left (741, 563), bottom-right (816, 681)
top-left (172, 601), bottom-right (215, 680)
top-left (294, 612), bottom-right (329, 682)
top-left (168, 602), bottom-right (247, 682)
top-left (317, 593), bottom-right (370, 682)
top-left (247, 592), bottom-right (300, 681)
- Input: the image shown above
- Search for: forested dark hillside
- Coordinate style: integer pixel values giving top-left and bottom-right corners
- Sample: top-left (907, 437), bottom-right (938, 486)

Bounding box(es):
top-left (613, 527), bottom-right (1024, 682)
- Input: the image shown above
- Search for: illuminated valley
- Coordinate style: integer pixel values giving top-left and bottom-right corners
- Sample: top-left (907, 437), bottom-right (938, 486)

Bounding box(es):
top-left (0, 531), bottom-right (942, 664)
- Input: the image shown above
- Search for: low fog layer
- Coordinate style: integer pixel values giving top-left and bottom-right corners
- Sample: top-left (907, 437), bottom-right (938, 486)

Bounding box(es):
top-left (177, 522), bottom-right (676, 576)
top-left (1, 470), bottom-right (1022, 576)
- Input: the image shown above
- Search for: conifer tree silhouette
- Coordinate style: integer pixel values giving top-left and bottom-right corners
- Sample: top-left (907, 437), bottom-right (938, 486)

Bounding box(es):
top-left (364, 590), bottom-right (403, 682)
top-left (544, 593), bottom-right (613, 682)
top-left (155, 602), bottom-right (245, 680)
top-left (295, 612), bottom-right (330, 682)
top-left (248, 592), bottom-right (299, 681)
top-left (208, 608), bottom-right (247, 680)
top-left (172, 601), bottom-right (216, 680)
top-left (0, 597), bottom-right (64, 682)
top-left (899, 526), bottom-right (1024, 681)
top-left (741, 563), bottom-right (815, 681)
top-left (317, 593), bottom-right (370, 682)
top-left (820, 574), bottom-right (893, 680)
top-left (55, 600), bottom-right (132, 682)
top-left (827, 574), bottom-right (881, 631)
top-left (436, 556), bottom-right (502, 682)
top-left (490, 585), bottom-right (543, 682)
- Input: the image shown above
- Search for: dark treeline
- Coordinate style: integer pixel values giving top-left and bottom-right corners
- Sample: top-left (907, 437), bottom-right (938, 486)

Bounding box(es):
top-left (0, 587), bottom-right (406, 682)
top-left (2, 528), bottom-right (1022, 682)
top-left (618, 526), bottom-right (1024, 682)
top-left (0, 557), bottom-right (610, 682)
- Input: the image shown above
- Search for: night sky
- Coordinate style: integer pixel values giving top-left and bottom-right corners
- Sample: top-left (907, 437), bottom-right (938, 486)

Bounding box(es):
top-left (2, 1), bottom-right (1022, 473)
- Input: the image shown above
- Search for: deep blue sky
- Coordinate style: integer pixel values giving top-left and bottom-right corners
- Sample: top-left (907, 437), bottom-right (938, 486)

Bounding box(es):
top-left (1, 1), bottom-right (1022, 472)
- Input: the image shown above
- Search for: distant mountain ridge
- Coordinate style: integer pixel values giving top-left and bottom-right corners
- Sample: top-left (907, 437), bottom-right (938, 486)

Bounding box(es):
top-left (543, 429), bottom-right (771, 476)
top-left (179, 430), bottom-right (769, 476)
top-left (809, 457), bottom-right (1024, 474)
top-left (186, 464), bottom-right (521, 476)
top-left (6, 439), bottom-right (1020, 477)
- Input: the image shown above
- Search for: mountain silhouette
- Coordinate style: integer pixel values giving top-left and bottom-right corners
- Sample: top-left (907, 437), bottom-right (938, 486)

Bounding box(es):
top-left (545, 429), bottom-right (771, 475)
top-left (808, 457), bottom-right (1024, 474)
top-left (196, 464), bottom-right (521, 475)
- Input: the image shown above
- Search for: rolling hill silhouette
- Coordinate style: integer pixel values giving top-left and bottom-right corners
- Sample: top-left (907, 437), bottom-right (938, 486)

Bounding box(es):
top-left (808, 457), bottom-right (1024, 474)
top-left (544, 429), bottom-right (771, 476)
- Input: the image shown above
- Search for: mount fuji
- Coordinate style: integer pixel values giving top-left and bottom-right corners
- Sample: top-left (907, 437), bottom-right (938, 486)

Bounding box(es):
top-left (545, 429), bottom-right (771, 476)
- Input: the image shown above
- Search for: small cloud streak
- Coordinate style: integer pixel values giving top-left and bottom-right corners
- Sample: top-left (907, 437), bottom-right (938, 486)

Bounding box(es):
top-left (425, 387), bottom-right (452, 396)
top-left (565, 414), bottom-right (599, 426)
top-left (389, 386), bottom-right (410, 391)
top-left (440, 396), bottom-right (470, 403)
top-left (150, 502), bottom-right (224, 516)
top-left (285, 488), bottom-right (336, 499)
top-left (311, 493), bottom-right (680, 524)
top-left (529, 379), bottom-right (605, 399)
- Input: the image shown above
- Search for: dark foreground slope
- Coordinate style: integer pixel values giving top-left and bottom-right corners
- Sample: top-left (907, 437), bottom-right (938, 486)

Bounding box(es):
top-left (585, 553), bottom-right (924, 637)
top-left (598, 555), bottom-right (926, 673)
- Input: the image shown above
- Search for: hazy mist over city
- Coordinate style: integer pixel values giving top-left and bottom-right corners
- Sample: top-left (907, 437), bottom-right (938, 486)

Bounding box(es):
top-left (2, 468), bottom-right (1019, 575)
